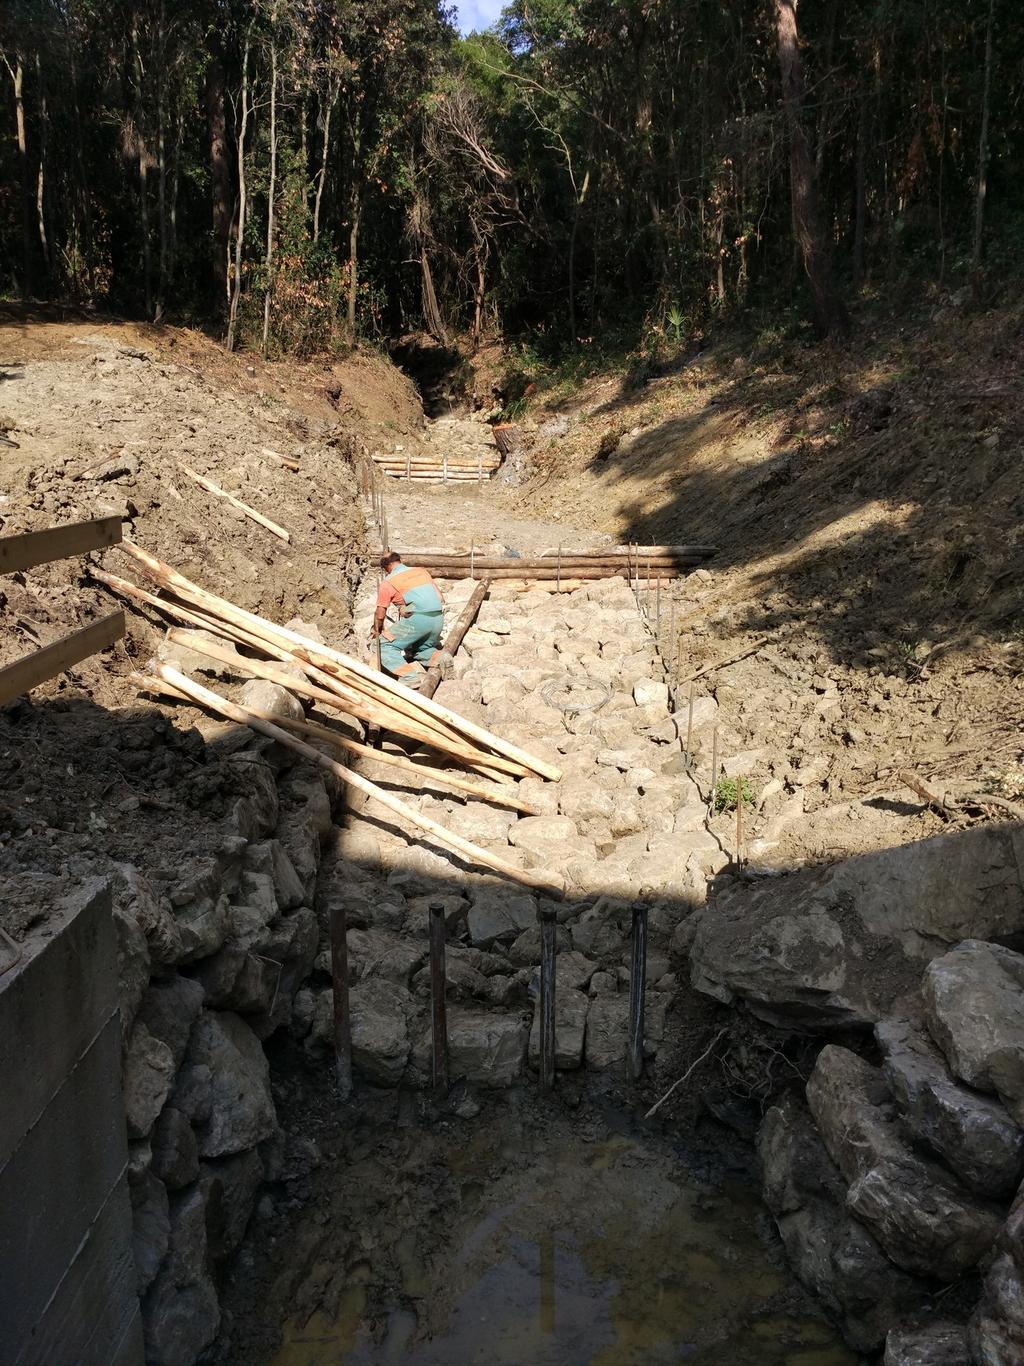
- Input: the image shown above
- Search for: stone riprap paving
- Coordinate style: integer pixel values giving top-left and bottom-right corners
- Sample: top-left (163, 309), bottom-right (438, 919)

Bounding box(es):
top-left (307, 571), bottom-right (725, 1087)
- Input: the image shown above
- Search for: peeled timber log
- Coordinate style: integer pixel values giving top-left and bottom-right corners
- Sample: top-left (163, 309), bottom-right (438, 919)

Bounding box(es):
top-left (117, 542), bottom-right (562, 782)
top-left (150, 663), bottom-right (564, 897)
top-left (422, 566), bottom-right (691, 581)
top-left (419, 579), bottom-right (489, 702)
top-left (139, 671), bottom-right (535, 814)
top-left (94, 567), bottom-right (500, 774)
top-left (178, 463), bottom-right (291, 542)
top-left (163, 627), bottom-right (525, 779)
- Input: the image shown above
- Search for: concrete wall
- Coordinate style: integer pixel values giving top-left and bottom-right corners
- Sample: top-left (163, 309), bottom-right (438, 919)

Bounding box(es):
top-left (0, 878), bottom-right (143, 1365)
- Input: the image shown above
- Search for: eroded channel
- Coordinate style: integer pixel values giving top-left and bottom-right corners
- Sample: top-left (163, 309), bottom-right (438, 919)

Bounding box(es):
top-left (222, 1063), bottom-right (857, 1366)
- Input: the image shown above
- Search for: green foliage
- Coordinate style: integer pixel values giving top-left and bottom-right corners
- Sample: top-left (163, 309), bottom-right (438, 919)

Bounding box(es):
top-left (715, 777), bottom-right (754, 814)
top-left (2, 0), bottom-right (1024, 354)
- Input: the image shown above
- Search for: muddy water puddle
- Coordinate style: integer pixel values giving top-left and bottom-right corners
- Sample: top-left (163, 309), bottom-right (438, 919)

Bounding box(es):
top-left (269, 1120), bottom-right (857, 1366)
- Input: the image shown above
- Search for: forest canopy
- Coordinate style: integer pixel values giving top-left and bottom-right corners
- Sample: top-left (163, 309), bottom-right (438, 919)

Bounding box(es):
top-left (1, 0), bottom-right (1018, 353)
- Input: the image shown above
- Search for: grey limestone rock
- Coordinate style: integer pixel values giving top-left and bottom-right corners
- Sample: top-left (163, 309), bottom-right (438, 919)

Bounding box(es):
top-left (807, 1045), bottom-right (1002, 1280)
top-left (123, 1020), bottom-right (177, 1138)
top-left (448, 1009), bottom-right (528, 1087)
top-left (883, 1323), bottom-right (971, 1366)
top-left (141, 1186), bottom-right (220, 1366)
top-left (877, 1018), bottom-right (1024, 1198)
top-left (151, 1105), bottom-right (200, 1191)
top-left (350, 978), bottom-right (413, 1085)
top-left (584, 994), bottom-right (630, 1070)
top-left (969, 1179), bottom-right (1024, 1364)
top-left (688, 826), bottom-right (1024, 1029)
top-left (529, 988), bottom-right (588, 1069)
top-left (130, 1167), bottom-right (170, 1296)
top-left (186, 1010), bottom-right (277, 1157)
top-left (923, 940), bottom-right (1024, 1126)
top-left (758, 1095), bottom-right (928, 1352)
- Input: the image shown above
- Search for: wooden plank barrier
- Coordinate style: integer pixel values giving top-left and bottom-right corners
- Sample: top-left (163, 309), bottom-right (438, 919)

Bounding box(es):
top-left (0, 612), bottom-right (125, 705)
top-left (0, 517), bottom-right (122, 576)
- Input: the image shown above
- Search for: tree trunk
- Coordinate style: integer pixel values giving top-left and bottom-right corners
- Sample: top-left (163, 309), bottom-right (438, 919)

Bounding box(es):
top-left (853, 91), bottom-right (868, 290)
top-left (130, 20), bottom-right (153, 318)
top-left (34, 53), bottom-right (50, 277)
top-left (313, 83), bottom-right (336, 244)
top-left (347, 194), bottom-right (361, 341)
top-left (5, 53), bottom-right (32, 297)
top-left (568, 167), bottom-right (589, 343)
top-left (420, 247), bottom-right (446, 342)
top-left (67, 43), bottom-right (96, 295)
top-left (205, 45), bottom-right (232, 312)
top-left (972, 0), bottom-right (996, 272)
top-left (261, 41), bottom-right (278, 358)
top-left (774, 0), bottom-right (848, 338)
top-left (226, 34), bottom-right (250, 352)
top-left (155, 3), bottom-right (168, 319)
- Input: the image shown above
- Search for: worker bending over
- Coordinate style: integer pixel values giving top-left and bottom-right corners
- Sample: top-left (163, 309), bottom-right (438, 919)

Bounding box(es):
top-left (372, 551), bottom-right (445, 685)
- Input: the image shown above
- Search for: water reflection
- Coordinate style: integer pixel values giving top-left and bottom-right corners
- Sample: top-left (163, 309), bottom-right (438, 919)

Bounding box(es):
top-left (272, 1132), bottom-right (860, 1366)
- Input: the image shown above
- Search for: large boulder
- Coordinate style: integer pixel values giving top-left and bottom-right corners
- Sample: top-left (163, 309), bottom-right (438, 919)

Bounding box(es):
top-left (141, 1187), bottom-right (220, 1366)
top-left (922, 940), bottom-right (1024, 1126)
top-left (151, 1106), bottom-right (200, 1192)
top-left (123, 1020), bottom-right (177, 1139)
top-left (508, 815), bottom-right (580, 868)
top-left (349, 979), bottom-right (412, 1086)
top-left (758, 1095), bottom-right (928, 1352)
top-left (528, 988), bottom-right (589, 1070)
top-left (129, 1167), bottom-right (170, 1296)
top-left (585, 994), bottom-right (630, 1070)
top-left (448, 1010), bottom-right (527, 1087)
top-left (806, 1046), bottom-right (1002, 1280)
top-left (135, 974), bottom-right (205, 1071)
top-left (185, 1010), bottom-right (277, 1158)
top-left (969, 1180), bottom-right (1024, 1363)
top-left (877, 1018), bottom-right (1024, 1198)
top-left (883, 1324), bottom-right (971, 1365)
top-left (689, 825), bottom-right (1024, 1029)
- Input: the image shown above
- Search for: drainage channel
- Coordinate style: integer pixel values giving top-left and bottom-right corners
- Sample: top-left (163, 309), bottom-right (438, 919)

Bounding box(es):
top-left (213, 531), bottom-right (858, 1364)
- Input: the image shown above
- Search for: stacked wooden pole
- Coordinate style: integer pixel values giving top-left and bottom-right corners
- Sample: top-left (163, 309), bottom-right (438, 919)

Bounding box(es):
top-left (371, 450), bottom-right (500, 482)
top-left (97, 545), bottom-right (565, 896)
top-left (396, 545), bottom-right (716, 582)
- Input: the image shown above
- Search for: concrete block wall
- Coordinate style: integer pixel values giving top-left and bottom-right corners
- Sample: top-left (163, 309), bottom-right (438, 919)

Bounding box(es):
top-left (0, 878), bottom-right (143, 1365)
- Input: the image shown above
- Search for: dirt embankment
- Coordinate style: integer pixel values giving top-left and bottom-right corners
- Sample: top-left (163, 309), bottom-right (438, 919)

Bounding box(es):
top-left (0, 309), bottom-right (423, 898)
top-left (484, 300), bottom-right (1024, 868)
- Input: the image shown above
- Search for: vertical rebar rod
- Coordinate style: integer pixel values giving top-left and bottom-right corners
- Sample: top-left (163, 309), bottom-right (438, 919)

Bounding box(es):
top-left (684, 681), bottom-right (695, 764)
top-left (470, 541), bottom-right (475, 581)
top-left (736, 776), bottom-right (744, 866)
top-left (628, 905), bottom-right (648, 1080)
top-left (709, 726), bottom-right (719, 814)
top-left (655, 572), bottom-right (662, 632)
top-left (443, 452), bottom-right (449, 484)
top-left (478, 451), bottom-right (482, 482)
top-left (556, 542), bottom-right (562, 593)
top-left (329, 897), bottom-right (352, 1098)
top-left (539, 908), bottom-right (557, 1092)
top-left (429, 902), bottom-right (449, 1094)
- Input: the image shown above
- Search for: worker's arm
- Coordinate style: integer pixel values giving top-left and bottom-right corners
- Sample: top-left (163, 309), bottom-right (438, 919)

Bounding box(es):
top-left (373, 580), bottom-right (398, 639)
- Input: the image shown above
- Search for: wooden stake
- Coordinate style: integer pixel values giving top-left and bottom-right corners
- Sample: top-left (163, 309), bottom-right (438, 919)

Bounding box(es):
top-left (178, 463), bottom-right (291, 542)
top-left (684, 682), bottom-right (695, 764)
top-left (150, 663), bottom-right (564, 897)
